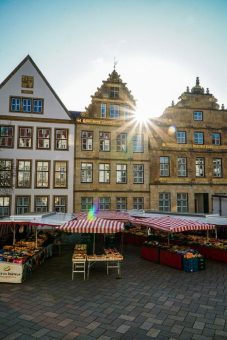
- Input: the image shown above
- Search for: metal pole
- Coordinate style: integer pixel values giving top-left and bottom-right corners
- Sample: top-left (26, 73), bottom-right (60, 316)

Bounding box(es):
top-left (167, 233), bottom-right (170, 246)
top-left (215, 227), bottom-right (218, 239)
top-left (206, 230), bottom-right (209, 242)
top-left (93, 234), bottom-right (95, 254)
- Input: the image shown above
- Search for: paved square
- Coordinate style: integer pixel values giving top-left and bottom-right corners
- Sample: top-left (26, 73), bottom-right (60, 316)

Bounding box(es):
top-left (0, 245), bottom-right (227, 339)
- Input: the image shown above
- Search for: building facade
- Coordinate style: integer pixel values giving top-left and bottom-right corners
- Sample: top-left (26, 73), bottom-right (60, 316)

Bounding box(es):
top-left (150, 77), bottom-right (227, 214)
top-left (0, 56), bottom-right (75, 215)
top-left (74, 69), bottom-right (151, 212)
top-left (1, 56), bottom-right (227, 216)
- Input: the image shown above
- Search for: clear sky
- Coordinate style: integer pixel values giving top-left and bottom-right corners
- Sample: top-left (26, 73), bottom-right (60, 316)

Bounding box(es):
top-left (1, 0), bottom-right (227, 117)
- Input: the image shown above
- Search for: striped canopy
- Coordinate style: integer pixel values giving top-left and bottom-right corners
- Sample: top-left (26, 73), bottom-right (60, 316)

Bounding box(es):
top-left (58, 217), bottom-right (124, 234)
top-left (130, 215), bottom-right (214, 233)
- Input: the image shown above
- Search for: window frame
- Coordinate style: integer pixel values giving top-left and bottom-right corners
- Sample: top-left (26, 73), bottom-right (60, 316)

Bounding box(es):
top-left (132, 134), bottom-right (144, 153)
top-left (109, 104), bottom-right (120, 119)
top-left (0, 159), bottom-right (13, 188)
top-left (99, 197), bottom-right (111, 211)
top-left (133, 164), bottom-right (144, 184)
top-left (213, 158), bottom-right (222, 178)
top-left (35, 160), bottom-right (50, 188)
top-left (81, 162), bottom-right (93, 183)
top-left (81, 197), bottom-right (93, 211)
top-left (0, 196), bottom-right (11, 216)
top-left (53, 161), bottom-right (68, 188)
top-left (15, 195), bottom-right (31, 215)
top-left (16, 160), bottom-right (32, 188)
top-left (193, 111), bottom-right (203, 121)
top-left (100, 103), bottom-right (107, 118)
top-left (177, 157), bottom-right (187, 177)
top-left (0, 125), bottom-right (14, 148)
top-left (18, 126), bottom-right (33, 149)
top-left (194, 131), bottom-right (204, 145)
top-left (53, 195), bottom-right (68, 213)
top-left (9, 96), bottom-right (44, 114)
top-left (99, 163), bottom-right (110, 183)
top-left (133, 197), bottom-right (144, 210)
top-left (176, 131), bottom-right (187, 144)
top-left (177, 193), bottom-right (188, 213)
top-left (116, 164), bottom-right (127, 184)
top-left (81, 131), bottom-right (93, 151)
top-left (34, 195), bottom-right (49, 213)
top-left (196, 157), bottom-right (205, 177)
top-left (99, 132), bottom-right (111, 152)
top-left (159, 192), bottom-right (171, 212)
top-left (212, 133), bottom-right (221, 146)
top-left (116, 197), bottom-right (127, 211)
top-left (36, 127), bottom-right (51, 150)
top-left (160, 156), bottom-right (170, 177)
top-left (54, 128), bottom-right (69, 151)
top-left (116, 133), bottom-right (127, 152)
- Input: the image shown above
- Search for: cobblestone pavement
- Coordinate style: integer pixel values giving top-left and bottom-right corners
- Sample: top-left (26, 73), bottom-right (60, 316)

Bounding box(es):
top-left (0, 245), bottom-right (227, 339)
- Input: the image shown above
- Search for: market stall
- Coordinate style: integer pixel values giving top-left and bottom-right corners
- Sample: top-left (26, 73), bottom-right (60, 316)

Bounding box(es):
top-left (59, 217), bottom-right (124, 279)
top-left (0, 212), bottom-right (75, 283)
top-left (129, 214), bottom-right (214, 271)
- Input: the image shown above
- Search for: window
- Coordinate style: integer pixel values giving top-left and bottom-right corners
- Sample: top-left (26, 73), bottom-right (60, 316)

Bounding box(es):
top-left (194, 132), bottom-right (204, 145)
top-left (176, 131), bottom-right (186, 144)
top-left (110, 86), bottom-right (119, 98)
top-left (54, 161), bottom-right (67, 188)
top-left (213, 159), bottom-right (222, 177)
top-left (55, 129), bottom-right (68, 150)
top-left (81, 131), bottom-right (93, 150)
top-left (133, 164), bottom-right (144, 184)
top-left (196, 158), bottom-right (205, 177)
top-left (132, 134), bottom-right (144, 152)
top-left (0, 196), bottom-right (10, 216)
top-left (100, 103), bottom-right (106, 118)
top-left (194, 111), bottom-right (203, 121)
top-left (116, 197), bottom-right (127, 211)
top-left (177, 193), bottom-right (188, 213)
top-left (22, 98), bottom-right (32, 112)
top-left (177, 157), bottom-right (187, 177)
top-left (159, 193), bottom-right (171, 212)
top-left (0, 126), bottom-right (14, 148)
top-left (10, 97), bottom-right (44, 113)
top-left (99, 197), bottom-right (111, 211)
top-left (81, 163), bottom-right (93, 183)
top-left (17, 160), bottom-right (31, 188)
top-left (0, 160), bottom-right (13, 187)
top-left (36, 161), bottom-right (50, 188)
top-left (18, 127), bottom-right (33, 148)
top-left (81, 197), bottom-right (93, 211)
top-left (99, 164), bottom-right (110, 183)
top-left (160, 157), bottom-right (169, 176)
top-left (33, 99), bottom-right (43, 113)
top-left (116, 133), bottom-right (127, 152)
top-left (99, 132), bottom-right (110, 151)
top-left (124, 105), bottom-right (130, 119)
top-left (53, 196), bottom-right (67, 213)
top-left (37, 128), bottom-right (51, 149)
top-left (110, 105), bottom-right (120, 119)
top-left (133, 197), bottom-right (144, 210)
top-left (10, 97), bottom-right (20, 112)
top-left (116, 164), bottom-right (127, 183)
top-left (34, 196), bottom-right (48, 213)
top-left (16, 196), bottom-right (30, 214)
top-left (212, 133), bottom-right (221, 145)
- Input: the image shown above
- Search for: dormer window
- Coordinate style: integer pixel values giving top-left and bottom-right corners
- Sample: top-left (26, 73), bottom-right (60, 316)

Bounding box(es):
top-left (193, 111), bottom-right (203, 121)
top-left (109, 86), bottom-right (119, 99)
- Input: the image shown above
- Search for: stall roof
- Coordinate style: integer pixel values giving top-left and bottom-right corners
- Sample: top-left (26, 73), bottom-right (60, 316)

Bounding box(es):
top-left (59, 217), bottom-right (124, 234)
top-left (0, 212), bottom-right (76, 226)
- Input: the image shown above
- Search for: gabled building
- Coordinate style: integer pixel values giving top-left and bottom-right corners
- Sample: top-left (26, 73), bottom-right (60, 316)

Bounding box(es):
top-left (74, 68), bottom-right (151, 212)
top-left (150, 77), bottom-right (227, 214)
top-left (0, 55), bottom-right (75, 215)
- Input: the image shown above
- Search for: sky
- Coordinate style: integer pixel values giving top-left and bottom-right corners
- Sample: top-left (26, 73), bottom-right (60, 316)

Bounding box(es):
top-left (1, 0), bottom-right (227, 118)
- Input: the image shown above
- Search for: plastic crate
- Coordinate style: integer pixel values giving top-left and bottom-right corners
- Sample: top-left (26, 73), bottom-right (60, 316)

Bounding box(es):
top-left (183, 258), bottom-right (199, 272)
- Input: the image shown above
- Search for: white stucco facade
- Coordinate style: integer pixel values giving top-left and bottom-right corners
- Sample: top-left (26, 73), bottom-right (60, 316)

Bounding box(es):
top-left (0, 56), bottom-right (75, 214)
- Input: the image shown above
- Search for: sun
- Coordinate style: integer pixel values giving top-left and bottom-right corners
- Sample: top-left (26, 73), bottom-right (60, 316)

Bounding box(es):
top-left (134, 111), bottom-right (151, 124)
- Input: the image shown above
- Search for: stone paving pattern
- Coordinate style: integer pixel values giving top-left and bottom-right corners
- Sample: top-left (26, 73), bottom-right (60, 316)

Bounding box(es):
top-left (0, 245), bottom-right (227, 339)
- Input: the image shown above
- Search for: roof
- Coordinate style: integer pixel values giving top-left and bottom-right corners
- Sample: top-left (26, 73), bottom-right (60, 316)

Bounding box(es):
top-left (0, 55), bottom-right (72, 120)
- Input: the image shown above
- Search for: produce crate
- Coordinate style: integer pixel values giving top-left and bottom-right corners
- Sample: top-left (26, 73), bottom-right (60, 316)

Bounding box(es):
top-left (183, 258), bottom-right (199, 272)
top-left (198, 257), bottom-right (206, 270)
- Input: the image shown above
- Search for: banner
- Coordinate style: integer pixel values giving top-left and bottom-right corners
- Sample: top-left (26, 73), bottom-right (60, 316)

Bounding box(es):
top-left (0, 262), bottom-right (24, 283)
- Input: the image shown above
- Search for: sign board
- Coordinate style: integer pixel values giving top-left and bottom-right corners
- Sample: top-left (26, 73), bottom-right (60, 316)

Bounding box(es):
top-left (0, 262), bottom-right (24, 283)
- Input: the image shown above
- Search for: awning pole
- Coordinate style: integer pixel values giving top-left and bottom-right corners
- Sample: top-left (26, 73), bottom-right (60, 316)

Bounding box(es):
top-left (93, 234), bottom-right (95, 254)
top-left (120, 232), bottom-right (124, 255)
top-left (206, 230), bottom-right (209, 242)
top-left (13, 225), bottom-right (16, 246)
top-left (167, 233), bottom-right (170, 246)
top-left (215, 227), bottom-right (218, 239)
top-left (35, 228), bottom-right (38, 248)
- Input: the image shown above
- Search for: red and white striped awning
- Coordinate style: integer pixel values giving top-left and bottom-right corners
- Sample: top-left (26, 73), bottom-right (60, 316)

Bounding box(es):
top-left (130, 215), bottom-right (214, 233)
top-left (58, 217), bottom-right (124, 234)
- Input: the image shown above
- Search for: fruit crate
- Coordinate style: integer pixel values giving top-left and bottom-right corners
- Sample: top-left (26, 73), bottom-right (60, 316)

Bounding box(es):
top-left (183, 258), bottom-right (199, 272)
top-left (198, 257), bottom-right (206, 270)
